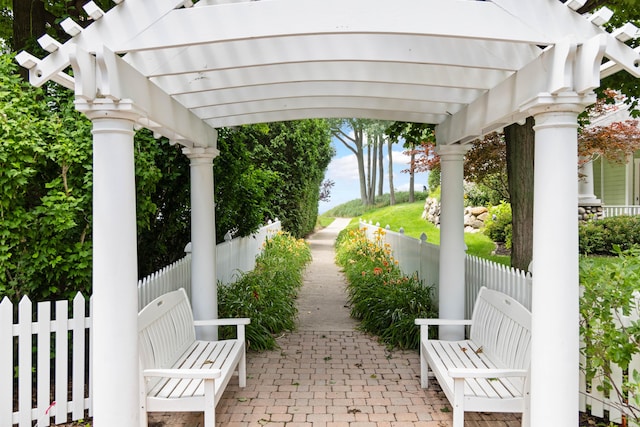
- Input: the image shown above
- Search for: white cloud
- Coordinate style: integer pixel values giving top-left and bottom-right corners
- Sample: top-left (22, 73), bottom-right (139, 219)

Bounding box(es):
top-left (325, 154), bottom-right (361, 181)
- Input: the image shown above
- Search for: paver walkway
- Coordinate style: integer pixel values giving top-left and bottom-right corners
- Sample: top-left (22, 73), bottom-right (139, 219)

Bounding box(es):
top-left (149, 219), bottom-right (521, 426)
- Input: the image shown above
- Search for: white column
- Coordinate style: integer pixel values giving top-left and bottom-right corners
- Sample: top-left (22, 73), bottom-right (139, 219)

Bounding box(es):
top-left (80, 102), bottom-right (141, 427)
top-left (527, 97), bottom-right (590, 427)
top-left (183, 146), bottom-right (218, 340)
top-left (436, 144), bottom-right (470, 340)
top-left (578, 157), bottom-right (601, 205)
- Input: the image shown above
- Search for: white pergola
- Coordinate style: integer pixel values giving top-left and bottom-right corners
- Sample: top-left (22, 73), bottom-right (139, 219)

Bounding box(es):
top-left (16, 0), bottom-right (640, 425)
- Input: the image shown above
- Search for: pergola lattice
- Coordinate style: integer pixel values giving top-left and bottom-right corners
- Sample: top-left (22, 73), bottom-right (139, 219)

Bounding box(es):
top-left (16, 0), bottom-right (640, 426)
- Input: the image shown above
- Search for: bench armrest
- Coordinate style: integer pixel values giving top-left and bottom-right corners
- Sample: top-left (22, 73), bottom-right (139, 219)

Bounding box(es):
top-left (143, 368), bottom-right (222, 380)
top-left (448, 368), bottom-right (528, 379)
top-left (415, 319), bottom-right (472, 326)
top-left (193, 318), bottom-right (251, 327)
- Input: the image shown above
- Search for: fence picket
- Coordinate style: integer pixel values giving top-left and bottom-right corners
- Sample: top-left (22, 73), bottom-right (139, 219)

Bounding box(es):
top-left (55, 299), bottom-right (69, 424)
top-left (18, 297), bottom-right (32, 427)
top-left (0, 298), bottom-right (12, 426)
top-left (36, 301), bottom-right (51, 427)
top-left (72, 293), bottom-right (86, 420)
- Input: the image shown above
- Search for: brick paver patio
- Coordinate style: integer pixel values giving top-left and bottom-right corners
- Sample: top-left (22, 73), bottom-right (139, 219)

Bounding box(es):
top-left (149, 330), bottom-right (521, 427)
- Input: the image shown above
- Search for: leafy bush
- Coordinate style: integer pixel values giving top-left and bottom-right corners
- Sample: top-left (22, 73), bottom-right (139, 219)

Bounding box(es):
top-left (218, 231), bottom-right (311, 351)
top-left (580, 247), bottom-right (640, 422)
top-left (483, 201), bottom-right (512, 248)
top-left (579, 216), bottom-right (640, 255)
top-left (336, 227), bottom-right (437, 349)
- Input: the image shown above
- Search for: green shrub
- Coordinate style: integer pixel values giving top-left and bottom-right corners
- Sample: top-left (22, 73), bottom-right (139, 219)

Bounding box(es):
top-left (579, 216), bottom-right (640, 255)
top-left (580, 247), bottom-right (640, 422)
top-left (336, 227), bottom-right (437, 349)
top-left (218, 231), bottom-right (311, 351)
top-left (483, 201), bottom-right (512, 248)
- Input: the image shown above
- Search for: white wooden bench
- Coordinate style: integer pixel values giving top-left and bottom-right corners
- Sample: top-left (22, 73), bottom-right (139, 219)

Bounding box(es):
top-left (415, 287), bottom-right (531, 427)
top-left (138, 288), bottom-right (250, 426)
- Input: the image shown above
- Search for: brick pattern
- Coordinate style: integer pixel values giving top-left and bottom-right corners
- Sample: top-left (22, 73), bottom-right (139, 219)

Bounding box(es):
top-left (149, 330), bottom-right (521, 426)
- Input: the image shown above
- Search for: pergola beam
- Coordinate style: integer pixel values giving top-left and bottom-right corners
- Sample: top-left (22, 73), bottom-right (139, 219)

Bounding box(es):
top-left (491, 0), bottom-right (640, 77)
top-left (70, 45), bottom-right (217, 147)
top-left (123, 34), bottom-right (539, 77)
top-left (118, 0), bottom-right (552, 53)
top-left (194, 97), bottom-right (458, 123)
top-left (436, 35), bottom-right (608, 145)
top-left (151, 62), bottom-right (508, 96)
top-left (24, 0), bottom-right (187, 88)
top-left (174, 82), bottom-right (483, 110)
top-left (204, 109), bottom-right (443, 128)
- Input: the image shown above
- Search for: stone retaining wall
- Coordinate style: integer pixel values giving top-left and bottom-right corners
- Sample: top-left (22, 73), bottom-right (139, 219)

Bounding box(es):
top-left (422, 198), bottom-right (488, 233)
top-left (423, 198), bottom-right (605, 230)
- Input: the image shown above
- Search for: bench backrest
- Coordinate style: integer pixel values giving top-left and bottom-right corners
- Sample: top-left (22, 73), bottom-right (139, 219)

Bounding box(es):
top-left (469, 287), bottom-right (532, 370)
top-left (138, 288), bottom-right (196, 373)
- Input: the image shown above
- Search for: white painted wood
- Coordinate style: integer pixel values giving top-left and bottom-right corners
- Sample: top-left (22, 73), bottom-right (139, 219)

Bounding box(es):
top-left (125, 34), bottom-right (538, 77)
top-left (87, 111), bottom-right (140, 427)
top-left (121, 0), bottom-right (551, 52)
top-left (55, 299), bottom-right (69, 424)
top-left (138, 288), bottom-right (249, 426)
top-left (415, 287), bottom-right (531, 426)
top-left (528, 103), bottom-right (584, 427)
top-left (183, 147), bottom-right (219, 341)
top-left (36, 301), bottom-right (51, 427)
top-left (436, 145), bottom-right (470, 340)
top-left (72, 293), bottom-right (86, 420)
top-left (18, 297), bottom-right (31, 426)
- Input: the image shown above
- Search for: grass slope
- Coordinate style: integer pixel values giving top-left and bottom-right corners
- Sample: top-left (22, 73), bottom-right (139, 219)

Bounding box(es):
top-left (322, 197), bottom-right (510, 265)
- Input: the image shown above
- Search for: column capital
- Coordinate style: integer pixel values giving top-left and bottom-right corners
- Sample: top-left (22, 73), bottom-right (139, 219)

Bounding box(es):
top-left (182, 146), bottom-right (220, 161)
top-left (435, 143), bottom-right (471, 159)
top-left (74, 98), bottom-right (144, 122)
top-left (521, 92), bottom-right (596, 117)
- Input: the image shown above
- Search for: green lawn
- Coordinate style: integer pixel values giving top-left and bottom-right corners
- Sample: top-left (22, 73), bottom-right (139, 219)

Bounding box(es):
top-left (328, 200), bottom-right (510, 265)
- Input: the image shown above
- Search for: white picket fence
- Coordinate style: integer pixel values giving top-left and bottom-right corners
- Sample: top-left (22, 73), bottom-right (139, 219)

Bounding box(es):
top-left (137, 220), bottom-right (281, 310)
top-left (0, 293), bottom-right (92, 427)
top-left (604, 205), bottom-right (640, 217)
top-left (2, 221), bottom-right (281, 426)
top-left (362, 219), bottom-right (640, 424)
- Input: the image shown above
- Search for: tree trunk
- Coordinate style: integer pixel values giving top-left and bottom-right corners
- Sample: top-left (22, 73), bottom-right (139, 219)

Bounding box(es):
top-left (409, 151), bottom-right (416, 203)
top-left (388, 139), bottom-right (395, 205)
top-left (369, 135), bottom-right (377, 205)
top-left (354, 128), bottom-right (368, 205)
top-left (377, 134), bottom-right (384, 197)
top-left (13, 0), bottom-right (46, 80)
top-left (504, 117), bottom-right (535, 272)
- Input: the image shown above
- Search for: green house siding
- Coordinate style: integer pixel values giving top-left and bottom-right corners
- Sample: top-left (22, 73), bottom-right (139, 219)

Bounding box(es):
top-left (594, 157), bottom-right (627, 205)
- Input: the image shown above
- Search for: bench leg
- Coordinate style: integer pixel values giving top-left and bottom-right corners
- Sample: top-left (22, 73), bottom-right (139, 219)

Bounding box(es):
top-left (452, 377), bottom-right (465, 427)
top-left (203, 378), bottom-right (216, 427)
top-left (420, 345), bottom-right (429, 388)
top-left (239, 351), bottom-right (247, 388)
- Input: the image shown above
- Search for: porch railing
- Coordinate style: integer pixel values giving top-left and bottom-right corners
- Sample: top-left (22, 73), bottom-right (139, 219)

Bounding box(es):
top-left (361, 220), bottom-right (636, 424)
top-left (2, 221), bottom-right (280, 427)
top-left (603, 205), bottom-right (640, 217)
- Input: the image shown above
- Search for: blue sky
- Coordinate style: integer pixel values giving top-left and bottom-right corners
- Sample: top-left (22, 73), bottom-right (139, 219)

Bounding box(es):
top-left (319, 136), bottom-right (430, 213)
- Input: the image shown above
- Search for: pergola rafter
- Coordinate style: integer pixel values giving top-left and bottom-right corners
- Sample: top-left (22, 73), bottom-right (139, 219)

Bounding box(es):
top-left (14, 1), bottom-right (640, 426)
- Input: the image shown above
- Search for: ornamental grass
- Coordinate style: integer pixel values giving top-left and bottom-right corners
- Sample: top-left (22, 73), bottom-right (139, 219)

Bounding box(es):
top-left (336, 227), bottom-right (437, 350)
top-left (218, 231), bottom-right (311, 351)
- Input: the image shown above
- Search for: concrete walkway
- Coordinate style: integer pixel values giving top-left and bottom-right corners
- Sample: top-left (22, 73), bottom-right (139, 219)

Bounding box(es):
top-left (149, 219), bottom-right (520, 426)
